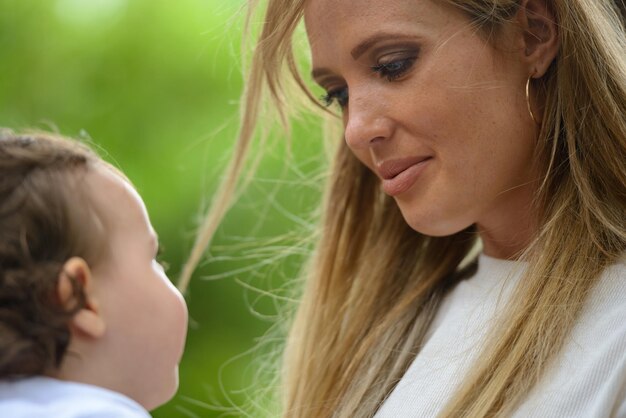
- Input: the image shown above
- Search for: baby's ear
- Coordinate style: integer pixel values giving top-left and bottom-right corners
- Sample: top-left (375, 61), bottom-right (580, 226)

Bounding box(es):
top-left (57, 257), bottom-right (106, 339)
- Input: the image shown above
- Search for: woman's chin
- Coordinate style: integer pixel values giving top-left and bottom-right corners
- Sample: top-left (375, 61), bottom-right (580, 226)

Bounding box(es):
top-left (402, 212), bottom-right (473, 238)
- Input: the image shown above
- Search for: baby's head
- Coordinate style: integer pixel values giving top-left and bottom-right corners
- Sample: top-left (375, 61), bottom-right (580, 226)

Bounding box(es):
top-left (0, 130), bottom-right (188, 410)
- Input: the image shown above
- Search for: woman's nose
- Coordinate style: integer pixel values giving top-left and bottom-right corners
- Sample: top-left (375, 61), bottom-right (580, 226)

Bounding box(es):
top-left (343, 91), bottom-right (393, 150)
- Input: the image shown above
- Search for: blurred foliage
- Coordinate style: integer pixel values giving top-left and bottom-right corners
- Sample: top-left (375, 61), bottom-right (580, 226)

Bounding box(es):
top-left (0, 1), bottom-right (326, 416)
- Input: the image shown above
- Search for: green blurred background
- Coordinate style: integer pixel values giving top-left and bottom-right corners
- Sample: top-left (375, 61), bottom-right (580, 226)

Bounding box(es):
top-left (0, 1), bottom-right (326, 416)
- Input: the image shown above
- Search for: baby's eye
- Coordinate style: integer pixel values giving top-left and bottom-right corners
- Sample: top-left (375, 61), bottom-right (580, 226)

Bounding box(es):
top-left (320, 87), bottom-right (349, 108)
top-left (155, 244), bottom-right (169, 271)
top-left (155, 258), bottom-right (170, 272)
top-left (158, 260), bottom-right (170, 272)
top-left (372, 57), bottom-right (416, 81)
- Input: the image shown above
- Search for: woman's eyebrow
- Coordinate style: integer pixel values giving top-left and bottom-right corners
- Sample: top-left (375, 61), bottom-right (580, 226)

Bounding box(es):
top-left (311, 33), bottom-right (421, 81)
top-left (350, 32), bottom-right (418, 60)
top-left (311, 67), bottom-right (333, 83)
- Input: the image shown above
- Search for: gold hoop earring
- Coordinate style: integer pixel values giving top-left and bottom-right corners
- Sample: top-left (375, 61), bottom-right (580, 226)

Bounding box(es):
top-left (526, 75), bottom-right (540, 125)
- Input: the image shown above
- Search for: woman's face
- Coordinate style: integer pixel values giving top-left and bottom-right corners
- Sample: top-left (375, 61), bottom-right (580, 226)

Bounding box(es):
top-left (305, 0), bottom-right (540, 244)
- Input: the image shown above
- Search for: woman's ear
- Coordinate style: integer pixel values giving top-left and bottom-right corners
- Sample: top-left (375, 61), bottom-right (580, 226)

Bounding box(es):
top-left (517, 0), bottom-right (560, 77)
top-left (57, 257), bottom-right (106, 339)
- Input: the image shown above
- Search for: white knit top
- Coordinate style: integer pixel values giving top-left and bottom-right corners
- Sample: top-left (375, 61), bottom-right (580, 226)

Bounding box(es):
top-left (0, 377), bottom-right (150, 417)
top-left (375, 254), bottom-right (626, 418)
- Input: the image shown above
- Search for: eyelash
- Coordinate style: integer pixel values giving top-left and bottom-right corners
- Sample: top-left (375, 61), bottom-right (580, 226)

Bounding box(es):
top-left (159, 261), bottom-right (170, 271)
top-left (319, 57), bottom-right (417, 108)
top-left (155, 246), bottom-right (169, 271)
top-left (372, 57), bottom-right (417, 81)
top-left (320, 88), bottom-right (349, 108)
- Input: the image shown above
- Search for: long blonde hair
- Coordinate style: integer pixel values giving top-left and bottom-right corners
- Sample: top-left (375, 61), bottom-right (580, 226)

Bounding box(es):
top-left (181, 0), bottom-right (626, 416)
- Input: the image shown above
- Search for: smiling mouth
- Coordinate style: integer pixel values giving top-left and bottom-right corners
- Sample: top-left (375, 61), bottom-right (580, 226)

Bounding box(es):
top-left (377, 156), bottom-right (432, 179)
top-left (377, 156), bottom-right (432, 196)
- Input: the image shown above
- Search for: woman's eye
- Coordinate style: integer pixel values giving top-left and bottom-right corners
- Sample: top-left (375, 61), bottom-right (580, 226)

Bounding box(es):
top-left (320, 87), bottom-right (349, 108)
top-left (372, 57), bottom-right (416, 81)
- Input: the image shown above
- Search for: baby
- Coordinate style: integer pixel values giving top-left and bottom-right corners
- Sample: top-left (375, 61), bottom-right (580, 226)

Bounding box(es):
top-left (0, 130), bottom-right (188, 417)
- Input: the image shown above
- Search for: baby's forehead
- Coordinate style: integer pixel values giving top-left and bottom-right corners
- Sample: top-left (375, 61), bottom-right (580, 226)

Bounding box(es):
top-left (82, 162), bottom-right (150, 231)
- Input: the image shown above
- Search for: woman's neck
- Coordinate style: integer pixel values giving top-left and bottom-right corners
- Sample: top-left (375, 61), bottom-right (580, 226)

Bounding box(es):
top-left (477, 182), bottom-right (539, 260)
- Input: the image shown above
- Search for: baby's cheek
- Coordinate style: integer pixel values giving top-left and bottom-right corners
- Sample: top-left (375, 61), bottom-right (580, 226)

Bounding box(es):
top-left (170, 290), bottom-right (188, 356)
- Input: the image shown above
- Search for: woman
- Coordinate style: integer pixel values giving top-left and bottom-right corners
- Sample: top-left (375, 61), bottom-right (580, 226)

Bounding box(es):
top-left (181, 0), bottom-right (626, 416)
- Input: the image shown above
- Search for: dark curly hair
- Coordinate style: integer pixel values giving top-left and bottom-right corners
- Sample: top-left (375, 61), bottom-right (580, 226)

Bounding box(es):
top-left (0, 129), bottom-right (106, 379)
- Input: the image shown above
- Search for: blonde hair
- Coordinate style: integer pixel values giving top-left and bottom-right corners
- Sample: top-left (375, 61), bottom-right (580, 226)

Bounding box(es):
top-left (181, 0), bottom-right (626, 416)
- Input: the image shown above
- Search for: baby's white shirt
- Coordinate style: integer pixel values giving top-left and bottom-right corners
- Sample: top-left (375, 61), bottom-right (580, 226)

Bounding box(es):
top-left (0, 376), bottom-right (151, 417)
top-left (375, 254), bottom-right (626, 418)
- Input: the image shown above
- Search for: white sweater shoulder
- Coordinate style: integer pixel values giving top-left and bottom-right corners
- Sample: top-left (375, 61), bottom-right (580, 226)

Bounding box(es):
top-left (375, 255), bottom-right (626, 418)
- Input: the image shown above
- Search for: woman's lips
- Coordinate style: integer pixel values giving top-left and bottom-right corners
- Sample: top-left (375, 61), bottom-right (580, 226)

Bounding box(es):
top-left (377, 156), bottom-right (432, 196)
